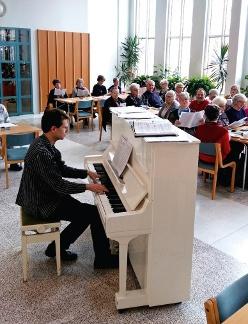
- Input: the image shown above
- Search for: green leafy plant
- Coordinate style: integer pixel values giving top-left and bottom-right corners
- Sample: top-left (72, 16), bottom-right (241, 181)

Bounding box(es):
top-left (115, 36), bottom-right (140, 87)
top-left (205, 44), bottom-right (229, 93)
top-left (240, 74), bottom-right (248, 97)
top-left (185, 76), bottom-right (216, 98)
top-left (132, 74), bottom-right (150, 87)
top-left (167, 71), bottom-right (185, 90)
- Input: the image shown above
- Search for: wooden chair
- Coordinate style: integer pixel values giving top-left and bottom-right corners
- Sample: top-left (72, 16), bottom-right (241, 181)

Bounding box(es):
top-left (73, 99), bottom-right (94, 132)
top-left (3, 132), bottom-right (37, 188)
top-left (20, 208), bottom-right (61, 282)
top-left (204, 274), bottom-right (248, 323)
top-left (198, 143), bottom-right (236, 199)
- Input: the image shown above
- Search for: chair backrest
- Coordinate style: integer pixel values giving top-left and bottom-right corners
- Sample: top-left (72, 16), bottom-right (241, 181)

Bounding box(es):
top-left (199, 142), bottom-right (216, 156)
top-left (7, 132), bottom-right (35, 147)
top-left (77, 100), bottom-right (93, 110)
top-left (216, 274), bottom-right (248, 322)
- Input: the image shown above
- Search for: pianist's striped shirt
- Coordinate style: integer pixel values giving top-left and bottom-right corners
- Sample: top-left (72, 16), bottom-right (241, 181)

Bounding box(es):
top-left (16, 134), bottom-right (87, 219)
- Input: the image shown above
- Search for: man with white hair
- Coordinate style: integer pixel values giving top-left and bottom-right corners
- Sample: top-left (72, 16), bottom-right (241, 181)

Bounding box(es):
top-left (142, 79), bottom-right (163, 108)
top-left (125, 83), bottom-right (143, 106)
top-left (226, 93), bottom-right (247, 123)
top-left (207, 89), bottom-right (219, 102)
top-left (158, 90), bottom-right (179, 124)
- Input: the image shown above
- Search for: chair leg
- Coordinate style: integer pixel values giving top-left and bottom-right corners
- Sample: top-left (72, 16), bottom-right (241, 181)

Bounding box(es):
top-left (99, 125), bottom-right (103, 141)
top-left (230, 165), bottom-right (236, 193)
top-left (212, 173), bottom-right (218, 200)
top-left (5, 161), bottom-right (9, 189)
top-left (55, 233), bottom-right (61, 276)
top-left (21, 235), bottom-right (28, 282)
top-left (203, 172), bottom-right (207, 182)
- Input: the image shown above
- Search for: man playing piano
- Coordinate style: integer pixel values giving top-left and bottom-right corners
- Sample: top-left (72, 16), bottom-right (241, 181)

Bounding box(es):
top-left (16, 108), bottom-right (118, 269)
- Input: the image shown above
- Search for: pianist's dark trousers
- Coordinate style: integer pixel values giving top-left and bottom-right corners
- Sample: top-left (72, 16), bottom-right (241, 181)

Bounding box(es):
top-left (48, 195), bottom-right (111, 259)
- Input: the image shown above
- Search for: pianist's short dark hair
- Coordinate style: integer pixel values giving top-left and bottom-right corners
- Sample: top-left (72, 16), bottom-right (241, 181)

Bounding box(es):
top-left (204, 104), bottom-right (220, 121)
top-left (41, 108), bottom-right (69, 133)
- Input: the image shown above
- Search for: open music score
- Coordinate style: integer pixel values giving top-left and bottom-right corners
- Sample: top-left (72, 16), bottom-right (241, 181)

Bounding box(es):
top-left (131, 119), bottom-right (178, 137)
top-left (111, 135), bottom-right (133, 177)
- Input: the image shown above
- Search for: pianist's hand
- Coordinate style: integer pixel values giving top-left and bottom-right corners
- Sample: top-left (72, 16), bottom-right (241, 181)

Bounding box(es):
top-left (88, 171), bottom-right (100, 182)
top-left (86, 183), bottom-right (108, 194)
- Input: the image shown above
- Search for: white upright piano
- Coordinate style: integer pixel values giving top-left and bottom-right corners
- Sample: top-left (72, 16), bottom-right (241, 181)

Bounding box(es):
top-left (85, 113), bottom-right (200, 310)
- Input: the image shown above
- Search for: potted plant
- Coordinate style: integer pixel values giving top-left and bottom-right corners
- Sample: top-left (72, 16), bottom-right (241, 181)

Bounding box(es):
top-left (185, 76), bottom-right (216, 98)
top-left (205, 44), bottom-right (229, 93)
top-left (241, 75), bottom-right (248, 97)
top-left (115, 35), bottom-right (140, 87)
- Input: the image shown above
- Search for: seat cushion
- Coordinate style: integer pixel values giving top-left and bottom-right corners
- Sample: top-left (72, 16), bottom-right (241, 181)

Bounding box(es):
top-left (7, 147), bottom-right (29, 161)
top-left (198, 160), bottom-right (215, 171)
top-left (78, 111), bottom-right (92, 117)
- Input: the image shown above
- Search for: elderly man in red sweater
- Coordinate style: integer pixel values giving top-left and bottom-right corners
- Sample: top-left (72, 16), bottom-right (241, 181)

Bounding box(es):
top-left (189, 88), bottom-right (209, 112)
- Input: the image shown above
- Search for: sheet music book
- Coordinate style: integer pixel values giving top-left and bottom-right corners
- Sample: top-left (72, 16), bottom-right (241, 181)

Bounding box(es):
top-left (132, 119), bottom-right (178, 137)
top-left (110, 106), bottom-right (146, 114)
top-left (54, 88), bottom-right (66, 96)
top-left (179, 111), bottom-right (204, 128)
top-left (228, 117), bottom-right (248, 129)
top-left (112, 136), bottom-right (133, 177)
top-left (77, 88), bottom-right (89, 97)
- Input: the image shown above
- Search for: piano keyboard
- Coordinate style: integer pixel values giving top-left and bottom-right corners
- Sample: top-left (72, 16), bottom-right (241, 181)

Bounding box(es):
top-left (93, 163), bottom-right (126, 213)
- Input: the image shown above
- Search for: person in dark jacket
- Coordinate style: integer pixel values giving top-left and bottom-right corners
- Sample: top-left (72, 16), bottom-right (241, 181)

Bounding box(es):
top-left (108, 77), bottom-right (121, 94)
top-left (125, 83), bottom-right (143, 107)
top-left (16, 109), bottom-right (118, 268)
top-left (47, 79), bottom-right (68, 111)
top-left (92, 75), bottom-right (107, 96)
top-left (142, 79), bottom-right (163, 108)
top-left (102, 88), bottom-right (124, 131)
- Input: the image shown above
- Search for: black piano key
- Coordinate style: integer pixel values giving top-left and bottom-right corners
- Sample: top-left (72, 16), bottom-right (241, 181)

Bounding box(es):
top-left (92, 163), bottom-right (126, 213)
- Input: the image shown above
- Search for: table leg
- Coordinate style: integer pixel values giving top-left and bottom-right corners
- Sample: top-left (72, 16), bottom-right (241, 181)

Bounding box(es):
top-left (242, 144), bottom-right (247, 191)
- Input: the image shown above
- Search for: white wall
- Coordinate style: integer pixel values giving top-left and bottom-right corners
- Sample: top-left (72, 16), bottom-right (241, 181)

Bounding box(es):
top-left (88, 0), bottom-right (129, 91)
top-left (2, 0), bottom-right (89, 113)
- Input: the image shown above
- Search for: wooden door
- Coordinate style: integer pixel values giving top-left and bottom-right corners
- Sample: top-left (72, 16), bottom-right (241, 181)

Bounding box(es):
top-left (37, 29), bottom-right (89, 111)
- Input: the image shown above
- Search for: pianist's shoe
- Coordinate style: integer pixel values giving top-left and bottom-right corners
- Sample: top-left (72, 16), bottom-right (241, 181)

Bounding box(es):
top-left (94, 255), bottom-right (119, 269)
top-left (45, 247), bottom-right (78, 261)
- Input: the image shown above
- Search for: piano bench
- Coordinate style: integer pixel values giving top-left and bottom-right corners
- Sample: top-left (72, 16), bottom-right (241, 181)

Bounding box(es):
top-left (20, 208), bottom-right (61, 282)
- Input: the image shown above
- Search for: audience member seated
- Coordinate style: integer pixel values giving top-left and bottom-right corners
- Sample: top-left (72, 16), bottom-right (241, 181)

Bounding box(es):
top-left (108, 77), bottom-right (121, 94)
top-left (142, 79), bottom-right (163, 108)
top-left (212, 96), bottom-right (229, 127)
top-left (206, 88), bottom-right (219, 102)
top-left (0, 104), bottom-right (22, 171)
top-left (195, 104), bottom-right (243, 186)
top-left (225, 84), bottom-right (240, 100)
top-left (174, 82), bottom-right (184, 101)
top-left (225, 93), bottom-right (247, 124)
top-left (158, 90), bottom-right (179, 124)
top-left (91, 75), bottom-right (107, 96)
top-left (195, 105), bottom-right (231, 162)
top-left (72, 78), bottom-right (90, 98)
top-left (102, 88), bottom-right (124, 131)
top-left (225, 84), bottom-right (240, 108)
top-left (189, 88), bottom-right (209, 112)
top-left (125, 83), bottom-right (143, 107)
top-left (158, 79), bottom-right (169, 102)
top-left (174, 92), bottom-right (194, 134)
top-left (47, 79), bottom-right (68, 111)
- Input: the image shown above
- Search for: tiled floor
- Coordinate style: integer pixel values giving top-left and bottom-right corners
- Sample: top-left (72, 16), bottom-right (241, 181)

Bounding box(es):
top-left (9, 113), bottom-right (248, 266)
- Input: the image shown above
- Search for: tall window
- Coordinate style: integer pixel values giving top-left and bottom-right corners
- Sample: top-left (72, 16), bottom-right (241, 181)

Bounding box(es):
top-left (135, 0), bottom-right (156, 75)
top-left (165, 0), bottom-right (193, 77)
top-left (204, 0), bottom-right (232, 72)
